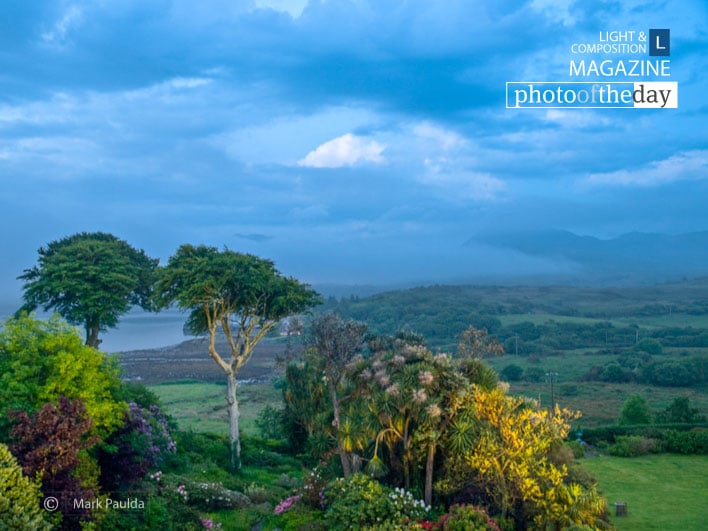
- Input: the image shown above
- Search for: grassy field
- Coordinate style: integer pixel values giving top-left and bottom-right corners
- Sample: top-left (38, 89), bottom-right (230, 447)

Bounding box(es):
top-left (583, 454), bottom-right (708, 530)
top-left (148, 380), bottom-right (282, 436)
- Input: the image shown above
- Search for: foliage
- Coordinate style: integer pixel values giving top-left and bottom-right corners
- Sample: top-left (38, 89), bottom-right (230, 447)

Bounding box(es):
top-left (499, 364), bottom-right (523, 382)
top-left (0, 314), bottom-right (126, 439)
top-left (187, 480), bottom-right (252, 510)
top-left (98, 401), bottom-right (177, 492)
top-left (435, 504), bottom-right (500, 530)
top-left (661, 429), bottom-right (708, 454)
top-left (0, 443), bottom-right (52, 531)
top-left (18, 231), bottom-right (157, 347)
top-left (306, 313), bottom-right (367, 476)
top-left (619, 394), bottom-right (652, 425)
top-left (323, 474), bottom-right (429, 528)
top-left (656, 397), bottom-right (706, 423)
top-left (641, 358), bottom-right (707, 386)
top-left (256, 405), bottom-right (287, 440)
top-left (153, 244), bottom-right (321, 469)
top-left (608, 435), bottom-right (662, 457)
top-left (10, 396), bottom-right (100, 528)
top-left (635, 338), bottom-right (663, 355)
top-left (457, 326), bottom-right (504, 359)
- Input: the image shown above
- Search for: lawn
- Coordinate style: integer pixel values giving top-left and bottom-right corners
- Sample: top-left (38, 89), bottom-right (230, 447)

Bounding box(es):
top-left (148, 380), bottom-right (283, 436)
top-left (583, 454), bottom-right (708, 530)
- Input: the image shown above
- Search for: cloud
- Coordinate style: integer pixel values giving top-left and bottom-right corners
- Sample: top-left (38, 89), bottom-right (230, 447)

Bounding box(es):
top-left (255, 0), bottom-right (309, 18)
top-left (233, 233), bottom-right (273, 242)
top-left (412, 122), bottom-right (465, 151)
top-left (420, 159), bottom-right (507, 201)
top-left (41, 5), bottom-right (83, 45)
top-left (298, 133), bottom-right (385, 168)
top-left (529, 0), bottom-right (576, 27)
top-left (583, 150), bottom-right (708, 187)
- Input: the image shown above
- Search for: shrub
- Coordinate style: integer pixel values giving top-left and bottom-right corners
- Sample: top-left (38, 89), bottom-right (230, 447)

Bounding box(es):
top-left (10, 396), bottom-right (100, 528)
top-left (500, 364), bottom-right (523, 382)
top-left (187, 481), bottom-right (252, 510)
top-left (656, 397), bottom-right (706, 424)
top-left (635, 338), bottom-right (663, 355)
top-left (256, 405), bottom-right (287, 439)
top-left (436, 504), bottom-right (501, 530)
top-left (662, 429), bottom-right (708, 454)
top-left (0, 443), bottom-right (52, 530)
top-left (619, 394), bottom-right (652, 425)
top-left (324, 474), bottom-right (429, 528)
top-left (608, 436), bottom-right (662, 457)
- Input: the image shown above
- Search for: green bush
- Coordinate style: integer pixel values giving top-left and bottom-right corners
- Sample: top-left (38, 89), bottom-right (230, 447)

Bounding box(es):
top-left (437, 504), bottom-right (501, 530)
top-left (0, 443), bottom-right (52, 531)
top-left (608, 435), bottom-right (662, 457)
top-left (662, 429), bottom-right (708, 454)
top-left (500, 364), bottom-right (523, 382)
top-left (324, 474), bottom-right (429, 528)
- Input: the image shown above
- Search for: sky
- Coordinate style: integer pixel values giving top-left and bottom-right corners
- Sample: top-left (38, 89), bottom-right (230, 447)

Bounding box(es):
top-left (1, 0), bottom-right (708, 299)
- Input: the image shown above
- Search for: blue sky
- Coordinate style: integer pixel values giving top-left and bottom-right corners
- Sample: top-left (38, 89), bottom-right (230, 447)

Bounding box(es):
top-left (2, 0), bottom-right (707, 296)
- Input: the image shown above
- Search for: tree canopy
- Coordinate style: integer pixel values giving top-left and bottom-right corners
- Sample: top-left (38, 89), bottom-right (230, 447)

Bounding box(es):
top-left (18, 232), bottom-right (158, 347)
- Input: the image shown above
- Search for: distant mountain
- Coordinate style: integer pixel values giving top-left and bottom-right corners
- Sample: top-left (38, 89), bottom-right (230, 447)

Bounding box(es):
top-left (468, 230), bottom-right (708, 283)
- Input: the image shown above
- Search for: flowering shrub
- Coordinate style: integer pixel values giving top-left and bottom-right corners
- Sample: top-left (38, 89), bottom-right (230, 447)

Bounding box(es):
top-left (128, 402), bottom-right (177, 467)
top-left (324, 474), bottom-right (430, 528)
top-left (302, 467), bottom-right (327, 508)
top-left (435, 504), bottom-right (501, 531)
top-left (188, 481), bottom-right (251, 510)
top-left (200, 517), bottom-right (223, 529)
top-left (176, 483), bottom-right (188, 502)
top-left (274, 494), bottom-right (302, 515)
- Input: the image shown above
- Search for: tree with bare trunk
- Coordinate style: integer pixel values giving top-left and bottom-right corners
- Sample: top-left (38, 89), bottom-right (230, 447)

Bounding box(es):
top-left (307, 313), bottom-right (367, 476)
top-left (154, 244), bottom-right (320, 469)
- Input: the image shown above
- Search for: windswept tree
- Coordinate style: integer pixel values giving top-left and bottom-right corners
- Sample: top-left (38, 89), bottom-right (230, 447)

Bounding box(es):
top-left (153, 244), bottom-right (320, 469)
top-left (307, 313), bottom-right (367, 476)
top-left (18, 232), bottom-right (157, 348)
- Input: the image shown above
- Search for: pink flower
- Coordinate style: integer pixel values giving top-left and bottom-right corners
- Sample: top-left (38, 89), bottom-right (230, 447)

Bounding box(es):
top-left (274, 494), bottom-right (301, 515)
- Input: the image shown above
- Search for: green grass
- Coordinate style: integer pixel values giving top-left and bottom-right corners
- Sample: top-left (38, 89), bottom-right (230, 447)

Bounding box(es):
top-left (149, 380), bottom-right (283, 436)
top-left (583, 454), bottom-right (708, 530)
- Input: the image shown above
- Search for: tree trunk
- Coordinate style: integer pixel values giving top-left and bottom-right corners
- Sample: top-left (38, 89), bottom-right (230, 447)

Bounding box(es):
top-left (424, 441), bottom-right (435, 507)
top-left (226, 372), bottom-right (241, 470)
top-left (85, 323), bottom-right (101, 348)
top-left (327, 379), bottom-right (351, 476)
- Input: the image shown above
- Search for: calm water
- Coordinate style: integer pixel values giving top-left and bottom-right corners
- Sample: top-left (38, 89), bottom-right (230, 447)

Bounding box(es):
top-left (99, 309), bottom-right (195, 352)
top-left (0, 300), bottom-right (193, 353)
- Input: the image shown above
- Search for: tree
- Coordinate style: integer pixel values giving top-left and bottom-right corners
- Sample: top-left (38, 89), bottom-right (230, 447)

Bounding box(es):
top-left (10, 397), bottom-right (100, 529)
top-left (307, 313), bottom-right (367, 476)
top-left (656, 396), bottom-right (706, 423)
top-left (18, 232), bottom-right (157, 347)
top-left (0, 314), bottom-right (126, 439)
top-left (153, 244), bottom-right (321, 469)
top-left (619, 394), bottom-right (652, 425)
top-left (0, 443), bottom-right (52, 531)
top-left (457, 325), bottom-right (504, 359)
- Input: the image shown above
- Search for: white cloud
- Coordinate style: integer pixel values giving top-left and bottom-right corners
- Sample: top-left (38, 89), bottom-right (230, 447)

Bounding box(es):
top-left (583, 150), bottom-right (708, 187)
top-left (41, 5), bottom-right (83, 45)
top-left (420, 159), bottom-right (506, 201)
top-left (412, 122), bottom-right (465, 151)
top-left (298, 133), bottom-right (385, 168)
